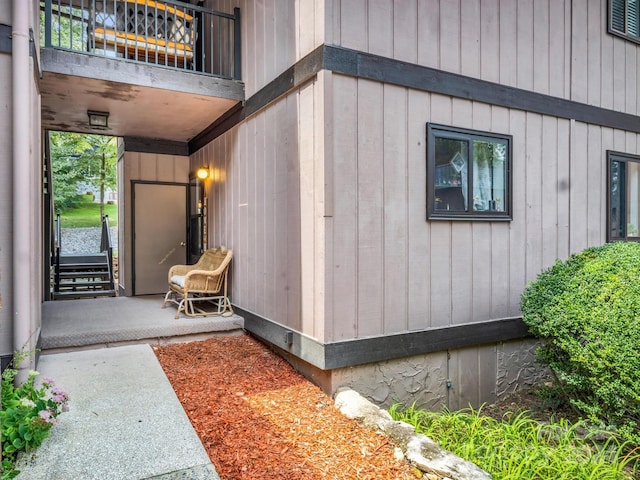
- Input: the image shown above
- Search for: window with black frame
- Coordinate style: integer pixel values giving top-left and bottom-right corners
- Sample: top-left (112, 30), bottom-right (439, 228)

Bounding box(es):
top-left (608, 151), bottom-right (640, 241)
top-left (427, 124), bottom-right (512, 221)
top-left (609, 0), bottom-right (640, 43)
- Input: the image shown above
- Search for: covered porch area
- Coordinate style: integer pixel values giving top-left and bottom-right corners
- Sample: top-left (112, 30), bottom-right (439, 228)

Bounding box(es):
top-left (41, 295), bottom-right (244, 353)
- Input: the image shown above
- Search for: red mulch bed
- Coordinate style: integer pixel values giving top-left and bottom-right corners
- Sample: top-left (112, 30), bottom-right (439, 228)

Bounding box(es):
top-left (154, 335), bottom-right (416, 480)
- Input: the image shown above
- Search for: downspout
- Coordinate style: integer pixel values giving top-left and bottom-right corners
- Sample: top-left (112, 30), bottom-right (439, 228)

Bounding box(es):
top-left (12, 0), bottom-right (32, 373)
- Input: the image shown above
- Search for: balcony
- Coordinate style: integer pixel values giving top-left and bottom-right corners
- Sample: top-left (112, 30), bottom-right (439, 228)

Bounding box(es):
top-left (39, 0), bottom-right (244, 141)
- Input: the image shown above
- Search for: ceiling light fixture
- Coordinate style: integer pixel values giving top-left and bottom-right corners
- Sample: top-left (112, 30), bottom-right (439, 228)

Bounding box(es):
top-left (87, 110), bottom-right (109, 130)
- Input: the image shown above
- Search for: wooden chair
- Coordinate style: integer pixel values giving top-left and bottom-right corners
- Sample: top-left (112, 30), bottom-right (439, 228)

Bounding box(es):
top-left (162, 246), bottom-right (233, 318)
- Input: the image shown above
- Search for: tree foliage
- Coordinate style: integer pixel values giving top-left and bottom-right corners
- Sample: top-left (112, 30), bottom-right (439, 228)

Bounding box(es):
top-left (50, 132), bottom-right (117, 214)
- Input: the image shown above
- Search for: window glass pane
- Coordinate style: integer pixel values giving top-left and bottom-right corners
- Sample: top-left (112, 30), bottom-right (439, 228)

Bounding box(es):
top-left (472, 140), bottom-right (507, 212)
top-left (434, 137), bottom-right (468, 211)
top-left (612, 0), bottom-right (626, 32)
top-left (630, 0), bottom-right (640, 36)
top-left (627, 160), bottom-right (640, 238)
top-left (611, 160), bottom-right (626, 238)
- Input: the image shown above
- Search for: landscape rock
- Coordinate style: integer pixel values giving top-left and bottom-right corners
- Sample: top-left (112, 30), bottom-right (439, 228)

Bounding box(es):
top-left (334, 388), bottom-right (491, 480)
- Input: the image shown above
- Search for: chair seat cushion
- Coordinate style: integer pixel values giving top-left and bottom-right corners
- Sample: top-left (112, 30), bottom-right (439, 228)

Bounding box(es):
top-left (170, 275), bottom-right (185, 288)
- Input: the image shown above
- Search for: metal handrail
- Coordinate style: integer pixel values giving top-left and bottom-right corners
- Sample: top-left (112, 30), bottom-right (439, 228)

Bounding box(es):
top-left (100, 214), bottom-right (115, 291)
top-left (54, 213), bottom-right (61, 293)
top-left (41, 0), bottom-right (240, 79)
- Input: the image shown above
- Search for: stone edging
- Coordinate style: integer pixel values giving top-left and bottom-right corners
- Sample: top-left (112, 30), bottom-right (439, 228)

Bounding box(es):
top-left (334, 388), bottom-right (492, 480)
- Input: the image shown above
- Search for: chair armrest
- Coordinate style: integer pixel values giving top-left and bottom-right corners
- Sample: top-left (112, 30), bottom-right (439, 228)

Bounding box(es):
top-left (184, 266), bottom-right (227, 279)
top-left (167, 264), bottom-right (192, 280)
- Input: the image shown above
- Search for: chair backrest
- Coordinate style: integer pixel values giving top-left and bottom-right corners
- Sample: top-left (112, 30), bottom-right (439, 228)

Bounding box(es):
top-left (196, 247), bottom-right (233, 272)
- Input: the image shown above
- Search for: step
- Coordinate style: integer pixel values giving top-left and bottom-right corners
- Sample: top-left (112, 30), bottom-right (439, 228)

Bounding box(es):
top-left (59, 254), bottom-right (108, 265)
top-left (59, 263), bottom-right (110, 270)
top-left (58, 280), bottom-right (111, 288)
top-left (58, 271), bottom-right (110, 279)
top-left (53, 289), bottom-right (117, 300)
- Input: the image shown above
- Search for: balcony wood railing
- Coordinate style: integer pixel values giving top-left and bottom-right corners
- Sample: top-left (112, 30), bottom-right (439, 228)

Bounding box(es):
top-left (41, 0), bottom-right (240, 80)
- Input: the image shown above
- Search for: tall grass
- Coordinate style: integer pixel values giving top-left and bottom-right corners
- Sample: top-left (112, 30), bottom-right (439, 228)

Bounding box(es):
top-left (389, 403), bottom-right (640, 480)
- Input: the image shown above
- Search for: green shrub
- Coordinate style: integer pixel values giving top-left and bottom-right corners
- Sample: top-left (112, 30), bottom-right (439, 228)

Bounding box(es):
top-left (521, 241), bottom-right (640, 444)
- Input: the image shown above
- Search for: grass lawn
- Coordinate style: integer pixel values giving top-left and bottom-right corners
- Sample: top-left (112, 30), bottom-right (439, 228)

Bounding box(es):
top-left (59, 194), bottom-right (118, 228)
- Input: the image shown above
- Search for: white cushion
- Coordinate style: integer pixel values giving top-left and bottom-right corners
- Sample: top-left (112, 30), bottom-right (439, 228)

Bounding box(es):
top-left (170, 275), bottom-right (185, 288)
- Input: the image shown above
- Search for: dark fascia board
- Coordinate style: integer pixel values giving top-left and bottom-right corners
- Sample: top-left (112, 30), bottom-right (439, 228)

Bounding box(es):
top-left (0, 24), bottom-right (11, 54)
top-left (190, 43), bottom-right (640, 154)
top-left (236, 305), bottom-right (531, 370)
top-left (123, 136), bottom-right (189, 156)
top-left (189, 45), bottom-right (324, 153)
top-left (327, 45), bottom-right (640, 133)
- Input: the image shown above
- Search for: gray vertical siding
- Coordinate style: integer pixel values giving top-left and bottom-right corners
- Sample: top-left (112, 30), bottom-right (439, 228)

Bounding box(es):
top-left (330, 0), bottom-right (640, 117)
top-left (191, 86), bottom-right (309, 335)
top-left (324, 75), bottom-right (640, 342)
top-left (209, 0), bottom-right (321, 97)
top-left (0, 53), bottom-right (13, 356)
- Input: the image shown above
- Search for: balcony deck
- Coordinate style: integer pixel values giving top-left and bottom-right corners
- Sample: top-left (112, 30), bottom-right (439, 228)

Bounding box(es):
top-left (40, 0), bottom-right (243, 141)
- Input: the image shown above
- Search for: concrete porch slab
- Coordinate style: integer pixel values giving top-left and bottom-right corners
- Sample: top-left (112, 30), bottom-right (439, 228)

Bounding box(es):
top-left (41, 295), bottom-right (244, 352)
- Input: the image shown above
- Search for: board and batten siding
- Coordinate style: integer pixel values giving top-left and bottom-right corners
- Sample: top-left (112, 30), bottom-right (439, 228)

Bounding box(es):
top-left (324, 72), bottom-right (640, 343)
top-left (191, 76), bottom-right (327, 341)
top-left (208, 0), bottom-right (326, 97)
top-left (329, 0), bottom-right (640, 117)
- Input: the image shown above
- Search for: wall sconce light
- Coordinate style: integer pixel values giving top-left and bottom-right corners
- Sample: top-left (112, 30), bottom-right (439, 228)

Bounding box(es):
top-left (196, 167), bottom-right (209, 180)
top-left (88, 110), bottom-right (109, 130)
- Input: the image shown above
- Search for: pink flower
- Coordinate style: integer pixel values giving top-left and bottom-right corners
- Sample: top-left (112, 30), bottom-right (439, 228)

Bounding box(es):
top-left (51, 387), bottom-right (69, 403)
top-left (38, 410), bottom-right (52, 421)
top-left (42, 377), bottom-right (55, 387)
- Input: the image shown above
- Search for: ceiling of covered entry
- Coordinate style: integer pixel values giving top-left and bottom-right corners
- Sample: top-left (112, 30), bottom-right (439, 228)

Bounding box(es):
top-left (39, 49), bottom-right (243, 142)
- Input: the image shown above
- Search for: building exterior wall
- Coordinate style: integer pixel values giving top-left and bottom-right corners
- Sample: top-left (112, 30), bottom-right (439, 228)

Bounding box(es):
top-left (191, 0), bottom-right (640, 408)
top-left (119, 149), bottom-right (190, 296)
top-left (323, 76), bottom-right (638, 342)
top-left (208, 0), bottom-right (326, 96)
top-left (329, 0), bottom-right (637, 117)
top-left (0, 24), bottom-right (13, 360)
top-left (191, 77), bottom-right (326, 339)
top-left (0, 0), bottom-right (43, 368)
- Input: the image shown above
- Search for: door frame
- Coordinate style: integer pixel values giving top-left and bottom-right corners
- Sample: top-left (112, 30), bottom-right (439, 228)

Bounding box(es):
top-left (130, 180), bottom-right (190, 295)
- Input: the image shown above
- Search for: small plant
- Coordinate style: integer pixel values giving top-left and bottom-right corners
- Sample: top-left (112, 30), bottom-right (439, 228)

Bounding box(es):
top-left (520, 241), bottom-right (640, 445)
top-left (1, 353), bottom-right (69, 480)
top-left (389, 403), bottom-right (640, 480)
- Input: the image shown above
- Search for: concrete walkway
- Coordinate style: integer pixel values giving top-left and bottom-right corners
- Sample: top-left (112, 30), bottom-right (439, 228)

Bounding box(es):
top-left (15, 345), bottom-right (220, 480)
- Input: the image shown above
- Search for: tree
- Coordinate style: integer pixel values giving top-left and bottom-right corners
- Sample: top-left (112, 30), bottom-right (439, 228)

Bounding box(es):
top-left (50, 132), bottom-right (117, 217)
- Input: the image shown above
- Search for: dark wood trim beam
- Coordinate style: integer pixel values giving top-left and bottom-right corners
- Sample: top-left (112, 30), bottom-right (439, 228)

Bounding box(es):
top-left (234, 306), bottom-right (327, 368)
top-left (123, 137), bottom-right (189, 156)
top-left (324, 45), bottom-right (640, 134)
top-left (189, 46), bottom-right (324, 153)
top-left (236, 305), bottom-right (531, 370)
top-left (190, 43), bottom-right (640, 154)
top-left (0, 24), bottom-right (11, 54)
top-left (323, 318), bottom-right (531, 369)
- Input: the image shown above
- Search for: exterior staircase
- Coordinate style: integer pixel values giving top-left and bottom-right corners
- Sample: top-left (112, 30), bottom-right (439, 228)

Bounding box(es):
top-left (54, 253), bottom-right (116, 300)
top-left (52, 214), bottom-right (117, 300)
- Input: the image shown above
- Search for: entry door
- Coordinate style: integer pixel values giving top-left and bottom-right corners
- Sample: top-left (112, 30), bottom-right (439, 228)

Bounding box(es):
top-left (133, 182), bottom-right (188, 295)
